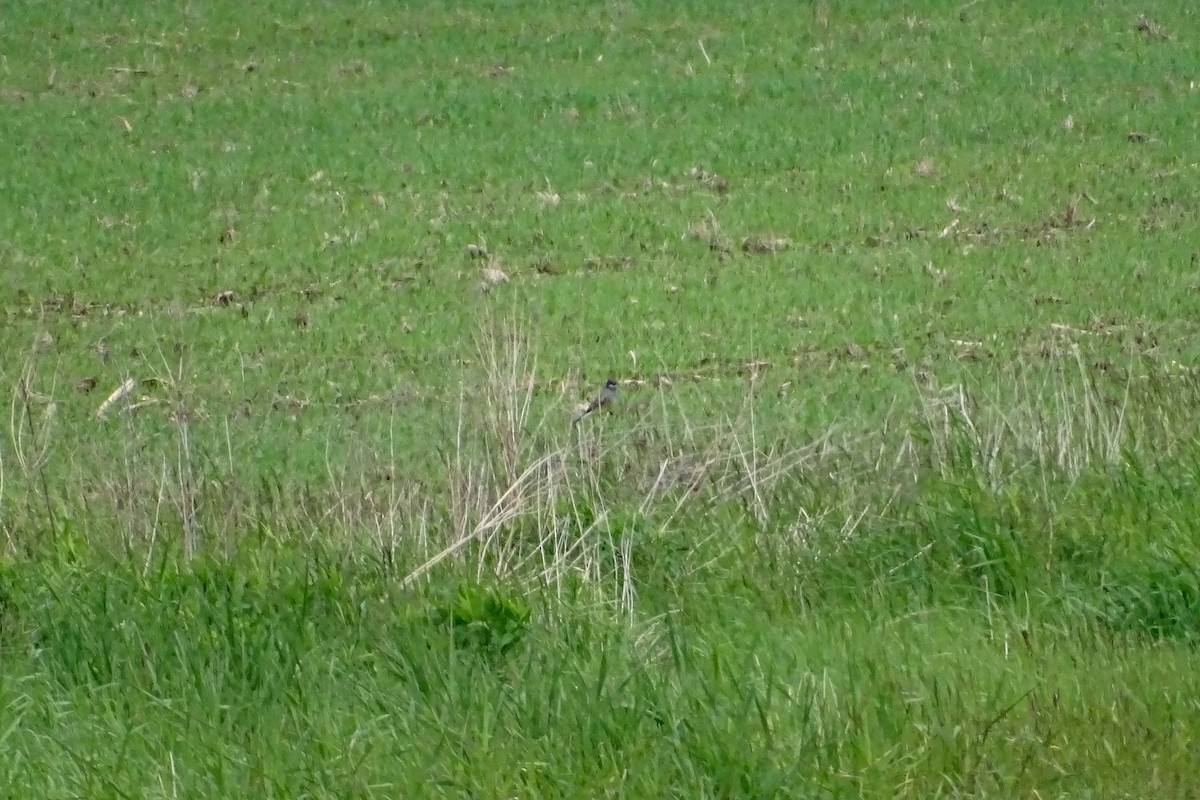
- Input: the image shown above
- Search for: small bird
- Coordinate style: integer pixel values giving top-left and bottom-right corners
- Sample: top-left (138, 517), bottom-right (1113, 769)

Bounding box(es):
top-left (573, 377), bottom-right (618, 425)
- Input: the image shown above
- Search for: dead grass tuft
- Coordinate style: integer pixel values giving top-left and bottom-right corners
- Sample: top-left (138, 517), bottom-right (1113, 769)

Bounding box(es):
top-left (1134, 15), bottom-right (1171, 41)
top-left (740, 235), bottom-right (791, 254)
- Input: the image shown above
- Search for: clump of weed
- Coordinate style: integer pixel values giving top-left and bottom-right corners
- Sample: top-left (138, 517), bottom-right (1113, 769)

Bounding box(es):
top-left (430, 580), bottom-right (531, 657)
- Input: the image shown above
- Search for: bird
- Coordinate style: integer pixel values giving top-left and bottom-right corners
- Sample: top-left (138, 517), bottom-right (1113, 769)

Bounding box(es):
top-left (573, 377), bottom-right (618, 425)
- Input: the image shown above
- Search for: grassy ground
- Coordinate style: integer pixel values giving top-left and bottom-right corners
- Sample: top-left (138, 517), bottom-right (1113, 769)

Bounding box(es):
top-left (2, 1), bottom-right (1200, 796)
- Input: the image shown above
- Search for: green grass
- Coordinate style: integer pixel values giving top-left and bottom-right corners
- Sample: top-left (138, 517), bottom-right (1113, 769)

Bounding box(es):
top-left (2, 0), bottom-right (1200, 796)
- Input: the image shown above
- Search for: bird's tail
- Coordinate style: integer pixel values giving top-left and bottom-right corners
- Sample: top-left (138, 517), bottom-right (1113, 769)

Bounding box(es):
top-left (571, 397), bottom-right (602, 426)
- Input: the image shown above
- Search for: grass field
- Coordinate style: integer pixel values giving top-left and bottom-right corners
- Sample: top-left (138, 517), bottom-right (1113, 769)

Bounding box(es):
top-left (2, 1), bottom-right (1200, 796)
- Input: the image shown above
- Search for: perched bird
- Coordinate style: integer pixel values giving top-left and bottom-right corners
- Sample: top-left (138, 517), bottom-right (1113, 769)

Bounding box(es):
top-left (573, 377), bottom-right (618, 425)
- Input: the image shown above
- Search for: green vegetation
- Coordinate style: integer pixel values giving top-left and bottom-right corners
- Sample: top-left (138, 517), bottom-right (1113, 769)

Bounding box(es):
top-left (2, 0), bottom-right (1199, 796)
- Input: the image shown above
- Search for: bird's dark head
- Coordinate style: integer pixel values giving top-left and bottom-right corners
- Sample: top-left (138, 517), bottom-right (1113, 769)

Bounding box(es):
top-left (605, 378), bottom-right (619, 389)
